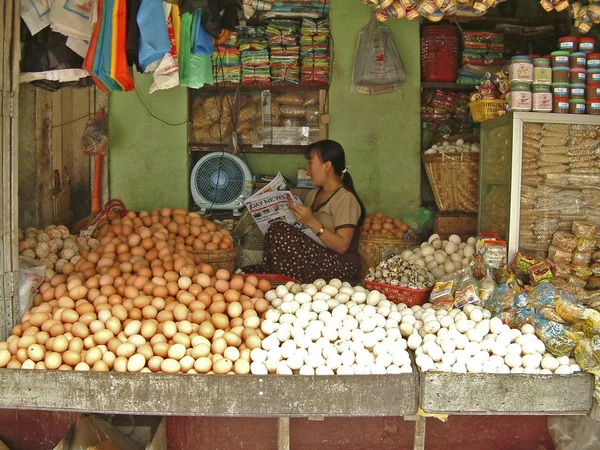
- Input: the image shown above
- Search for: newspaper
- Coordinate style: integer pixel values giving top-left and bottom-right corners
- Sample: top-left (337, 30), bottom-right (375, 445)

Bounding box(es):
top-left (245, 173), bottom-right (324, 245)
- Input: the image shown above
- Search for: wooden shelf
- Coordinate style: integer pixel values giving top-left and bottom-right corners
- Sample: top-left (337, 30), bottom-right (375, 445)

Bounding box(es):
top-left (195, 83), bottom-right (329, 93)
top-left (188, 144), bottom-right (309, 154)
top-left (421, 82), bottom-right (477, 91)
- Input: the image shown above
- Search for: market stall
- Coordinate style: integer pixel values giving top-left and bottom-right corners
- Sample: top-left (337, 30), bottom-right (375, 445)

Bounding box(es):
top-left (5, 0), bottom-right (600, 448)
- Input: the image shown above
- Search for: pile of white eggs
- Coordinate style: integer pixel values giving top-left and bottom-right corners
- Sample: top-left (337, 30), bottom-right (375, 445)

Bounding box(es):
top-left (401, 234), bottom-right (476, 281)
top-left (403, 303), bottom-right (581, 375)
top-left (250, 279), bottom-right (413, 375)
top-left (423, 139), bottom-right (480, 155)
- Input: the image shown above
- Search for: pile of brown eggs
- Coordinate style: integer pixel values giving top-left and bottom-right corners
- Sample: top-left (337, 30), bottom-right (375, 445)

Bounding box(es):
top-left (0, 209), bottom-right (272, 374)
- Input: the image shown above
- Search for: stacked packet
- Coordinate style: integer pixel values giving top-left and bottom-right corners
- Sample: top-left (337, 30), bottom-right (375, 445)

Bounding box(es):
top-left (300, 18), bottom-right (329, 84)
top-left (267, 20), bottom-right (300, 84)
top-left (213, 32), bottom-right (241, 84)
top-left (238, 26), bottom-right (270, 84)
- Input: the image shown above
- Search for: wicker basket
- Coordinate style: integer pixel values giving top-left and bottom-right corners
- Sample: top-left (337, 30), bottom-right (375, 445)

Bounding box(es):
top-left (358, 233), bottom-right (418, 278)
top-left (423, 152), bottom-right (479, 213)
top-left (469, 99), bottom-right (505, 123)
top-left (241, 274), bottom-right (298, 286)
top-left (196, 247), bottom-right (238, 273)
top-left (363, 280), bottom-right (431, 307)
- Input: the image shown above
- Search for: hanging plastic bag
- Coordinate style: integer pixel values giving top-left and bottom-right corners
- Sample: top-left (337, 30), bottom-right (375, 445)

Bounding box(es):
top-left (149, 3), bottom-right (180, 94)
top-left (49, 0), bottom-right (95, 40)
top-left (191, 9), bottom-right (214, 56)
top-left (178, 11), bottom-right (214, 89)
top-left (350, 15), bottom-right (407, 95)
top-left (92, 0), bottom-right (122, 91)
top-left (137, 0), bottom-right (171, 72)
top-left (83, 0), bottom-right (110, 92)
top-left (21, 0), bottom-right (51, 36)
top-left (111, 0), bottom-right (134, 91)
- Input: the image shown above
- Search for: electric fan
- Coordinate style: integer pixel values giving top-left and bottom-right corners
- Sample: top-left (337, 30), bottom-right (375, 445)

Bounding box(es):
top-left (190, 153), bottom-right (253, 216)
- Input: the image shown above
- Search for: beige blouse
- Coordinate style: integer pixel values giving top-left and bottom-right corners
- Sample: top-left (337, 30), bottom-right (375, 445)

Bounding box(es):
top-left (304, 186), bottom-right (361, 267)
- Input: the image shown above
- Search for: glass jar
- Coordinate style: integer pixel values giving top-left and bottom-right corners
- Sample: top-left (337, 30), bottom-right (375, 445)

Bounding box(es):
top-left (532, 85), bottom-right (552, 112)
top-left (533, 58), bottom-right (552, 85)
top-left (509, 56), bottom-right (533, 83)
top-left (507, 82), bottom-right (532, 111)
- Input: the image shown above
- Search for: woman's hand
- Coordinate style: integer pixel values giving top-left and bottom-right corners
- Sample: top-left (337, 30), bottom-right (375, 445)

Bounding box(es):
top-left (288, 204), bottom-right (315, 226)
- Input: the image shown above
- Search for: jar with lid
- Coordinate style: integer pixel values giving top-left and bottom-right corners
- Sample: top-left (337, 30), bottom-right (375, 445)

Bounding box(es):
top-left (559, 36), bottom-right (579, 53)
top-left (507, 82), bottom-right (532, 111)
top-left (532, 85), bottom-right (552, 112)
top-left (552, 82), bottom-right (569, 97)
top-left (570, 99), bottom-right (586, 114)
top-left (569, 52), bottom-right (587, 69)
top-left (509, 56), bottom-right (533, 83)
top-left (533, 58), bottom-right (552, 85)
top-left (553, 97), bottom-right (570, 114)
top-left (551, 51), bottom-right (570, 67)
top-left (579, 37), bottom-right (596, 54)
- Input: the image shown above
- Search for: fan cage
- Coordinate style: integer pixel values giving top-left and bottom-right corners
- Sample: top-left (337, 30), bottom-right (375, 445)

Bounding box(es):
top-left (193, 156), bottom-right (246, 206)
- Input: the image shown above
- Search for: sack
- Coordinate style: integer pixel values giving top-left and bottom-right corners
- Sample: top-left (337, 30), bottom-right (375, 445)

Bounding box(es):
top-left (350, 16), bottom-right (407, 95)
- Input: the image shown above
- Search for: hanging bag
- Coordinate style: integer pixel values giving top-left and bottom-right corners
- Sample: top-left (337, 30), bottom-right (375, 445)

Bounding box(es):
top-left (350, 16), bottom-right (407, 95)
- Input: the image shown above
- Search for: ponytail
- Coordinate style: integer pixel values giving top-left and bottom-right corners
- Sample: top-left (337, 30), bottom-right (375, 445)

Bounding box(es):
top-left (341, 172), bottom-right (366, 227)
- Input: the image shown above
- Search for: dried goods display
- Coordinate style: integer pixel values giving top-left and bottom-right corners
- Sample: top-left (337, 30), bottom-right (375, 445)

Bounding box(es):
top-left (190, 92), bottom-right (263, 146)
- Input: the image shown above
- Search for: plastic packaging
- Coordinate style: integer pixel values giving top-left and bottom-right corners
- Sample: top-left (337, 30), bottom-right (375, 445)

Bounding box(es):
top-left (552, 231), bottom-right (578, 251)
top-left (454, 268), bottom-right (481, 309)
top-left (548, 415), bottom-right (600, 450)
top-left (577, 237), bottom-right (597, 252)
top-left (549, 245), bottom-right (572, 265)
top-left (573, 221), bottom-right (596, 239)
top-left (573, 251), bottom-right (593, 267)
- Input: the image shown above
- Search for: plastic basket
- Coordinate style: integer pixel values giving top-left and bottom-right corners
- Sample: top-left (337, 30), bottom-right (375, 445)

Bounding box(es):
top-left (421, 25), bottom-right (459, 82)
top-left (240, 273), bottom-right (298, 286)
top-left (469, 99), bottom-right (505, 122)
top-left (363, 280), bottom-right (432, 307)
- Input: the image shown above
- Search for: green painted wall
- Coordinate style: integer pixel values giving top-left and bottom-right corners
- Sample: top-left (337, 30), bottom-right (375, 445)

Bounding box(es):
top-left (109, 73), bottom-right (189, 211)
top-left (109, 0), bottom-right (421, 216)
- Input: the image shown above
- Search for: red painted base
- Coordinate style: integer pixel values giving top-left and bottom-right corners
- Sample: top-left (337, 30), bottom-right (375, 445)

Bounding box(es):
top-left (0, 411), bottom-right (555, 450)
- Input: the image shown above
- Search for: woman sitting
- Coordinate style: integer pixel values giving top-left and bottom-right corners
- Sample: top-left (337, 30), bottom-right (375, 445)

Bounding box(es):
top-left (245, 140), bottom-right (365, 284)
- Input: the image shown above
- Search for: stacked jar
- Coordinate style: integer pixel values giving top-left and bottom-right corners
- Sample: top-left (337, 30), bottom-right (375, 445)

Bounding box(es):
top-left (532, 58), bottom-right (553, 112)
top-left (551, 47), bottom-right (570, 113)
top-left (508, 56), bottom-right (533, 112)
top-left (584, 38), bottom-right (600, 114)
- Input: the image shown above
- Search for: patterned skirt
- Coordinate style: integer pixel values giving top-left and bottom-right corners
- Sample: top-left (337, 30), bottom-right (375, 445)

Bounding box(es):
top-left (243, 222), bottom-right (361, 285)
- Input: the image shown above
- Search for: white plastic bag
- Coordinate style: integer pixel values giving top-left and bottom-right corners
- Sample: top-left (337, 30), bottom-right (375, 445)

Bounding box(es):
top-left (49, 0), bottom-right (96, 41)
top-left (21, 0), bottom-right (51, 35)
top-left (548, 416), bottom-right (600, 450)
top-left (18, 257), bottom-right (45, 320)
top-left (350, 16), bottom-right (407, 95)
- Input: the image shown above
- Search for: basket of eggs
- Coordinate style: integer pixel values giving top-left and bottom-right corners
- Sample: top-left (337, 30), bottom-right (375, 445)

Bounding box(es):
top-left (358, 213), bottom-right (418, 278)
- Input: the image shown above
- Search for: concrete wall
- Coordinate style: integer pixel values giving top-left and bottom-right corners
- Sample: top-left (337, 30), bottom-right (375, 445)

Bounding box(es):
top-left (109, 0), bottom-right (421, 216)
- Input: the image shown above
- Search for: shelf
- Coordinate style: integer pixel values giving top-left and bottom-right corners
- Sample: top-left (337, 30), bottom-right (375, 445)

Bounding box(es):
top-left (189, 144), bottom-right (310, 154)
top-left (421, 82), bottom-right (477, 91)
top-left (0, 370), bottom-right (418, 417)
top-left (195, 83), bottom-right (329, 93)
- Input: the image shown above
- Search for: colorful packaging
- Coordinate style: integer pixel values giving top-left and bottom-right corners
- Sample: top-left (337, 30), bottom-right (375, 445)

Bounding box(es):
top-left (529, 260), bottom-right (554, 285)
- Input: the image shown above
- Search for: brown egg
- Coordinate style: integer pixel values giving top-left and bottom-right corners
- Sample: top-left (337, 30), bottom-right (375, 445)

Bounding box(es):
top-left (211, 313), bottom-right (229, 330)
top-left (254, 298), bottom-right (270, 315)
top-left (245, 275), bottom-right (259, 287)
top-left (224, 289), bottom-right (240, 303)
top-left (257, 279), bottom-right (271, 293)
top-left (242, 283), bottom-right (256, 297)
top-left (199, 321), bottom-right (215, 339)
top-left (229, 276), bottom-right (244, 291)
top-left (214, 279), bottom-right (229, 294)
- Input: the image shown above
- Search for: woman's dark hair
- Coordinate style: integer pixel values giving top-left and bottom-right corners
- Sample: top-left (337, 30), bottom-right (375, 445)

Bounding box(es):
top-left (307, 140), bottom-right (366, 225)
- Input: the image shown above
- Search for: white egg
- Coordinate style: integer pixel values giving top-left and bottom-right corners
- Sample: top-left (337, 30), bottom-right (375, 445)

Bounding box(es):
top-left (522, 354), bottom-right (541, 369)
top-left (521, 324), bottom-right (535, 335)
top-left (504, 353), bottom-right (522, 368)
top-left (467, 359), bottom-right (483, 373)
top-left (510, 366), bottom-right (524, 374)
top-left (555, 365), bottom-right (573, 375)
top-left (489, 317), bottom-right (503, 335)
top-left (445, 242), bottom-right (458, 255)
top-left (466, 328), bottom-right (484, 343)
top-left (496, 364), bottom-right (511, 374)
top-left (469, 309), bottom-right (483, 323)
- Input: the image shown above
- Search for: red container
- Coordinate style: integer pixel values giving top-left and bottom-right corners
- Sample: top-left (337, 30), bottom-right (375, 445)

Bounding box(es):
top-left (580, 37), bottom-right (596, 53)
top-left (240, 273), bottom-right (298, 286)
top-left (421, 25), bottom-right (459, 82)
top-left (363, 280), bottom-right (432, 307)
